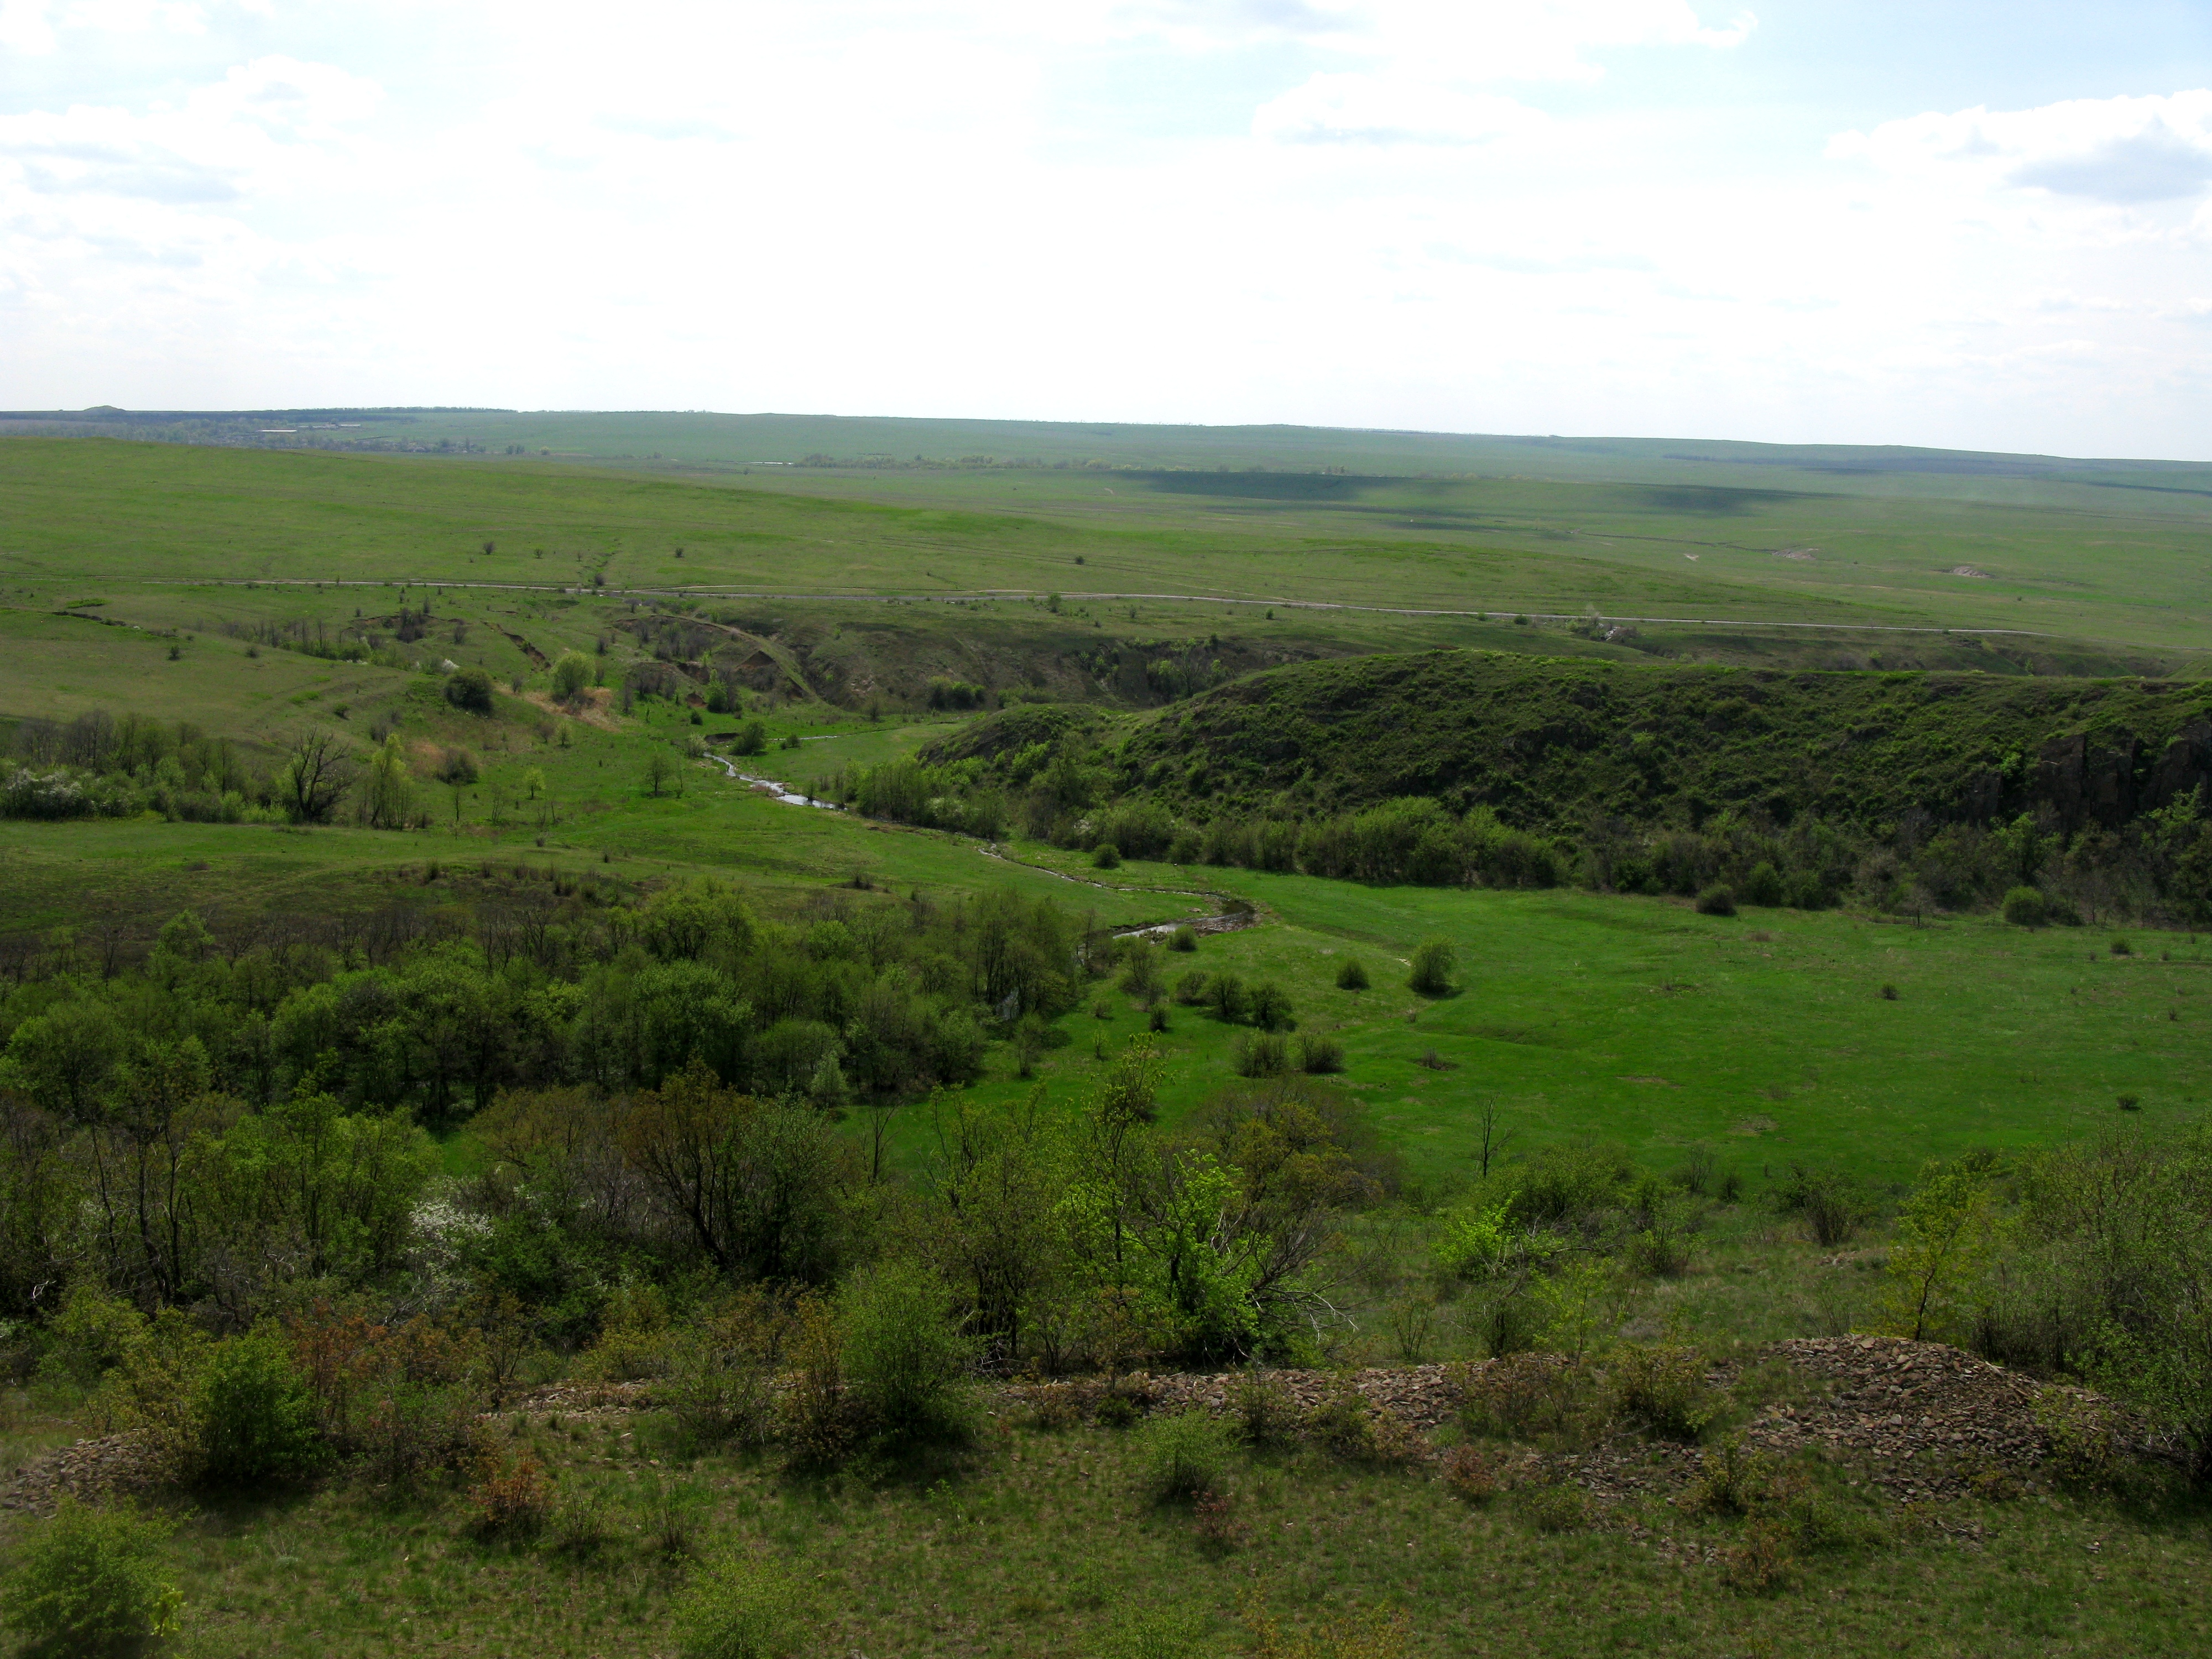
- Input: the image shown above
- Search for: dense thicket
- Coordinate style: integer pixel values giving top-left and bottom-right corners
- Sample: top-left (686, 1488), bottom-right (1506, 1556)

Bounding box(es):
top-left (831, 655), bottom-right (2212, 922)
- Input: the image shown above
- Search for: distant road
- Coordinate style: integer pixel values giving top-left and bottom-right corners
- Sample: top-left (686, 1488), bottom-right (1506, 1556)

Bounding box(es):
top-left (133, 576), bottom-right (2074, 639)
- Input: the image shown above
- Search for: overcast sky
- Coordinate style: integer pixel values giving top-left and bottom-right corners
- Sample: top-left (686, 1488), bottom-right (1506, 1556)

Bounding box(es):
top-left (5, 2), bottom-right (2212, 457)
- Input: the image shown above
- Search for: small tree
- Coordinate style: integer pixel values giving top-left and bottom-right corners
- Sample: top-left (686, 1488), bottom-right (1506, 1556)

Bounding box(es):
top-left (2002, 886), bottom-right (2047, 928)
top-left (644, 748), bottom-right (676, 797)
top-left (550, 651), bottom-right (593, 702)
top-left (1880, 1159), bottom-right (1997, 1342)
top-left (1335, 957), bottom-right (1369, 991)
top-left (1408, 938), bottom-right (1455, 996)
top-left (281, 730), bottom-right (356, 823)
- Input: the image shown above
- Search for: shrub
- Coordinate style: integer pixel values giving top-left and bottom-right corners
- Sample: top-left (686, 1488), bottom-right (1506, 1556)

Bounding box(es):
top-left (550, 651), bottom-right (593, 701)
top-left (1334, 957), bottom-right (1369, 990)
top-left (1407, 938), bottom-right (1455, 995)
top-left (1441, 1443), bottom-right (1500, 1503)
top-left (1741, 861), bottom-right (1786, 907)
top-left (1206, 972), bottom-right (1250, 1023)
top-left (1721, 1519), bottom-right (1798, 1594)
top-left (1296, 1034), bottom-right (1345, 1074)
top-left (2002, 886), bottom-right (2047, 927)
top-left (445, 666), bottom-right (495, 714)
top-left (1683, 1436), bottom-right (1778, 1516)
top-left (1775, 1163), bottom-right (1866, 1246)
top-left (33, 1280), bottom-right (145, 1399)
top-left (1233, 1031), bottom-right (1289, 1077)
top-left (1139, 1409), bottom-right (1233, 1502)
top-left (195, 1326), bottom-right (320, 1484)
top-left (466, 1453), bottom-right (555, 1538)
top-left (1303, 1378), bottom-right (1378, 1460)
top-left (1880, 983), bottom-right (1898, 1000)
top-left (1172, 970), bottom-right (1210, 1006)
top-left (839, 1261), bottom-right (975, 1449)
top-left (1248, 982), bottom-right (1296, 1031)
top-left (675, 1557), bottom-right (809, 1659)
top-left (3, 1499), bottom-right (181, 1653)
top-left (1694, 883), bottom-right (1736, 916)
top-left (1167, 926), bottom-right (1198, 952)
top-left (1609, 1342), bottom-right (1715, 1442)
top-left (1458, 1353), bottom-right (1580, 1440)
top-left (2034, 1387), bottom-right (2124, 1491)
top-left (661, 1295), bottom-right (789, 1453)
top-left (546, 1478), bottom-right (618, 1556)
top-left (1229, 1369), bottom-right (1295, 1446)
top-left (1093, 842), bottom-right (1122, 869)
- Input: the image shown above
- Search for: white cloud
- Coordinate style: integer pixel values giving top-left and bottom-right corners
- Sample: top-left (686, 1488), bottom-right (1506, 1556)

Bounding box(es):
top-left (1, 0), bottom-right (215, 52)
top-left (1254, 73), bottom-right (1549, 145)
top-left (0, 57), bottom-right (384, 204)
top-left (1831, 90), bottom-right (2212, 206)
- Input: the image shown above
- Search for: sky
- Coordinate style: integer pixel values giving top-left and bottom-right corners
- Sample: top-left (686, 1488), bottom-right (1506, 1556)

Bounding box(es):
top-left (4, 1), bottom-right (2212, 457)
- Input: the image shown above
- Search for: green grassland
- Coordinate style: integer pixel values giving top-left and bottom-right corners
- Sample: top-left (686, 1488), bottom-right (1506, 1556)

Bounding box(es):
top-left (911, 845), bottom-right (2211, 1190)
top-left (25, 1407), bottom-right (2199, 1659)
top-left (6, 422), bottom-right (2212, 1658)
top-left (5, 433), bottom-right (2211, 670)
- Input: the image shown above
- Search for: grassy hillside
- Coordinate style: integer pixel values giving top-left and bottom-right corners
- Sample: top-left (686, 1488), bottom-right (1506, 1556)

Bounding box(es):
top-left (1085, 652), bottom-right (2212, 836)
top-left (6, 435), bottom-right (2211, 670)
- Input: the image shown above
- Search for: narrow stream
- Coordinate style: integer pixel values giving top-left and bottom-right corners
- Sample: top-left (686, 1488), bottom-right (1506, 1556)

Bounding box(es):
top-left (698, 753), bottom-right (1260, 937)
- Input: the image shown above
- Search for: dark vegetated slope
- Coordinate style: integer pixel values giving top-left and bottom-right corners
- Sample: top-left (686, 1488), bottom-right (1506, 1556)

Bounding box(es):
top-left (1110, 651), bottom-right (2212, 835)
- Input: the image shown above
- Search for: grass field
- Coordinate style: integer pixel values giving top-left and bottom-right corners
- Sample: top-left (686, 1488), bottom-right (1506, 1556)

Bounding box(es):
top-left (8, 1403), bottom-right (2198, 1659)
top-left (6, 433), bottom-right (2212, 667)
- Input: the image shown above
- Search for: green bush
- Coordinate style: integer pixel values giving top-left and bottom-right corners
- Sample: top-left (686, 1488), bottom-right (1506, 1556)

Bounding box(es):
top-left (1296, 1033), bottom-right (1346, 1074)
top-left (1740, 861), bottom-right (1786, 907)
top-left (196, 1326), bottom-right (320, 1484)
top-left (839, 1261), bottom-right (974, 1448)
top-left (1093, 842), bottom-right (1122, 869)
top-left (1246, 981), bottom-right (1295, 1031)
top-left (675, 1557), bottom-right (808, 1659)
top-left (1172, 970), bottom-right (1210, 1005)
top-left (1609, 1342), bottom-right (1715, 1441)
top-left (1334, 956), bottom-right (1369, 990)
top-left (444, 666), bottom-right (495, 714)
top-left (33, 1281), bottom-right (145, 1399)
top-left (1407, 938), bottom-right (1455, 995)
top-left (1138, 1409), bottom-right (1232, 1502)
top-left (3, 1499), bottom-right (181, 1654)
top-left (1167, 926), bottom-right (1198, 953)
top-left (1775, 1162), bottom-right (1866, 1246)
top-left (1205, 972), bottom-right (1250, 1023)
top-left (2002, 886), bottom-right (2047, 927)
top-left (550, 650), bottom-right (593, 701)
top-left (1694, 884), bottom-right (1736, 916)
top-left (1232, 1031), bottom-right (1290, 1077)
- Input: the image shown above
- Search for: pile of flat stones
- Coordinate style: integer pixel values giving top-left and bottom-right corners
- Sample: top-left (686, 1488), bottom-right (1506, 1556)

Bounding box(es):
top-left (1741, 1335), bottom-right (2068, 1498)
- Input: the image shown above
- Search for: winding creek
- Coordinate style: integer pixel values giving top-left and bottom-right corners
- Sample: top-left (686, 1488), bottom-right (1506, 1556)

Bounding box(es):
top-left (697, 750), bottom-right (1259, 938)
